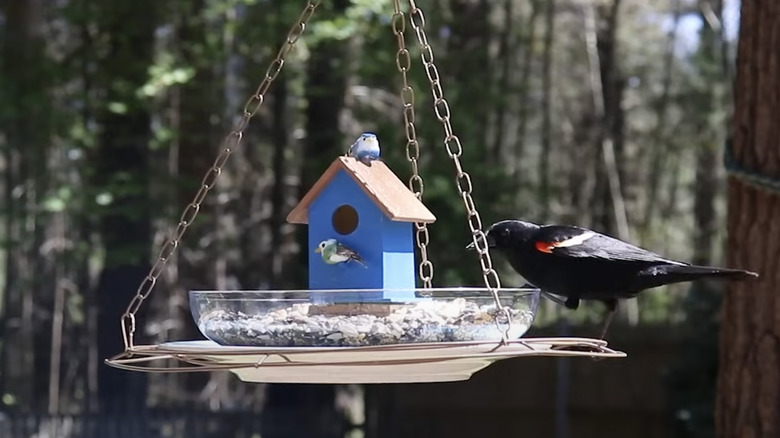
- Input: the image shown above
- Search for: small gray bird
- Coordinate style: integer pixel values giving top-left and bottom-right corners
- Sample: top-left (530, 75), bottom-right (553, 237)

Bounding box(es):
top-left (315, 238), bottom-right (366, 267)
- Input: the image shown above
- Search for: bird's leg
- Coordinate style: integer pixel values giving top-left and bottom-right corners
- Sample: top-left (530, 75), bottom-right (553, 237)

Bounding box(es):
top-left (599, 299), bottom-right (618, 340)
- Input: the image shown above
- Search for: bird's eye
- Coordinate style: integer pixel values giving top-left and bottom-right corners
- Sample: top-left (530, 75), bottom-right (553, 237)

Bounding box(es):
top-left (320, 242), bottom-right (326, 248)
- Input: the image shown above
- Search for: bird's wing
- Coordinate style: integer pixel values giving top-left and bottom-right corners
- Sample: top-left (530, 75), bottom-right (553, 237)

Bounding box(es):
top-left (335, 244), bottom-right (358, 258)
top-left (336, 244), bottom-right (365, 265)
top-left (533, 226), bottom-right (686, 265)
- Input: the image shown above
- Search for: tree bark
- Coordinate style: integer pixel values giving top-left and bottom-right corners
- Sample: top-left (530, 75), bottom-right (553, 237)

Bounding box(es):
top-left (269, 10), bottom-right (290, 288)
top-left (587, 0), bottom-right (629, 240)
top-left (538, 0), bottom-right (554, 222)
top-left (263, 2), bottom-right (351, 436)
top-left (716, 1), bottom-right (780, 437)
top-left (643, 0), bottom-right (680, 235)
top-left (584, 0), bottom-right (636, 324)
top-left (176, 0), bottom-right (216, 308)
top-left (0, 0), bottom-right (49, 411)
top-left (511, 0), bottom-right (540, 182)
top-left (490, 0), bottom-right (514, 166)
top-left (93, 0), bottom-right (158, 411)
top-left (692, 0), bottom-right (724, 269)
top-left (151, 0), bottom-right (218, 406)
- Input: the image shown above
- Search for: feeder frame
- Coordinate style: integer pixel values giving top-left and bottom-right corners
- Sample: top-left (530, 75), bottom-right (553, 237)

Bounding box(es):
top-left (106, 0), bottom-right (626, 377)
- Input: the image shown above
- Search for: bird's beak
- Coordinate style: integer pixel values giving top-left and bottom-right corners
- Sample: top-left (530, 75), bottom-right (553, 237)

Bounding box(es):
top-left (465, 235), bottom-right (494, 251)
top-left (314, 247), bottom-right (322, 253)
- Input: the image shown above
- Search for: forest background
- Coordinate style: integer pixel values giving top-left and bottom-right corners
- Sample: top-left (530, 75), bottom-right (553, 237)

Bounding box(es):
top-left (0, 0), bottom-right (763, 437)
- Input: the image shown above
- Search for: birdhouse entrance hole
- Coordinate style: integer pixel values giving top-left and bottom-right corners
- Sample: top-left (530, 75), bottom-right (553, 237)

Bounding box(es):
top-left (332, 204), bottom-right (358, 235)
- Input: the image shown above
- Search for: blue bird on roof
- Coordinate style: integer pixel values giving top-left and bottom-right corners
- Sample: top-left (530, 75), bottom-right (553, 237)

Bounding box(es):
top-left (348, 132), bottom-right (380, 164)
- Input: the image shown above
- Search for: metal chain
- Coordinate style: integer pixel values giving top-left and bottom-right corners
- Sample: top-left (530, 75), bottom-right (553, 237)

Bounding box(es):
top-left (391, 0), bottom-right (433, 289)
top-left (404, 1), bottom-right (512, 341)
top-left (119, 0), bottom-right (322, 352)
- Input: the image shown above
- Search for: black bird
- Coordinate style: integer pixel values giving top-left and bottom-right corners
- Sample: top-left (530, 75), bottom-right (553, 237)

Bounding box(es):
top-left (467, 219), bottom-right (758, 339)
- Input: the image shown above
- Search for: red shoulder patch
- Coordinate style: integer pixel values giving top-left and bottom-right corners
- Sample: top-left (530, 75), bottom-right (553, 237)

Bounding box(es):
top-left (535, 241), bottom-right (554, 253)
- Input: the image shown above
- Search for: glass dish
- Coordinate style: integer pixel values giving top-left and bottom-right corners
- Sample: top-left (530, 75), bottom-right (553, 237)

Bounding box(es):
top-left (189, 287), bottom-right (540, 347)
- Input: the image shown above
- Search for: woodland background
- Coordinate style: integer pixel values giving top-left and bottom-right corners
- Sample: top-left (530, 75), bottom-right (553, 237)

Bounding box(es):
top-left (1, 0), bottom-right (774, 437)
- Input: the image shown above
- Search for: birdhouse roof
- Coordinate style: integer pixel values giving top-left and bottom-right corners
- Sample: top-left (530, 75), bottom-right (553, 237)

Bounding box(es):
top-left (287, 157), bottom-right (437, 224)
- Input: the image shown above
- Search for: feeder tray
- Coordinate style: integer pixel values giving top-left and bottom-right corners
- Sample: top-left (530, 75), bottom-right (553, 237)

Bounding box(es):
top-left (105, 0), bottom-right (626, 384)
top-left (107, 338), bottom-right (625, 384)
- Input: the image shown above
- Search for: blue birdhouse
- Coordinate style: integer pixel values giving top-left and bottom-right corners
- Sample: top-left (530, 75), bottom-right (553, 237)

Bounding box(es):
top-left (287, 157), bottom-right (436, 302)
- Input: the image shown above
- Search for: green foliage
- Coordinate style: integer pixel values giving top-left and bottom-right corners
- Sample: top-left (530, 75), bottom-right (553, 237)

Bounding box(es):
top-left (140, 57), bottom-right (196, 98)
top-left (309, 0), bottom-right (392, 42)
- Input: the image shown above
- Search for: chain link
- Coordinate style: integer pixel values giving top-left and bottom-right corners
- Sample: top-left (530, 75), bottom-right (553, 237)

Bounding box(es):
top-left (119, 0), bottom-right (322, 351)
top-left (404, 1), bottom-right (510, 341)
top-left (392, 0), bottom-right (433, 288)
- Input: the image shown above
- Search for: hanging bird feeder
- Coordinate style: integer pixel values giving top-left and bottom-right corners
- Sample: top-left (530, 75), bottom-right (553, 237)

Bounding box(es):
top-left (105, 0), bottom-right (625, 384)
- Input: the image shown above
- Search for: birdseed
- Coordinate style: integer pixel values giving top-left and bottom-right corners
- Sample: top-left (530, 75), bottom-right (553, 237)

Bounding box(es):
top-left (197, 298), bottom-right (535, 347)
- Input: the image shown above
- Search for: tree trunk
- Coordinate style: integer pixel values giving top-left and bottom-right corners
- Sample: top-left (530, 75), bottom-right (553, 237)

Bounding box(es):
top-left (269, 13), bottom-right (290, 288)
top-left (0, 0), bottom-right (49, 411)
top-left (263, 2), bottom-right (351, 436)
top-left (692, 0), bottom-right (724, 269)
top-left (147, 0), bottom-right (219, 407)
top-left (295, 1), bottom-right (351, 280)
top-left (76, 6), bottom-right (101, 411)
top-left (176, 0), bottom-right (216, 314)
top-left (716, 1), bottom-right (780, 437)
top-left (448, 0), bottom-right (491, 160)
top-left (511, 0), bottom-right (540, 183)
top-left (93, 0), bottom-right (158, 411)
top-left (490, 0), bottom-right (513, 166)
top-left (538, 0), bottom-right (554, 222)
top-left (667, 4), bottom-right (728, 435)
top-left (588, 0), bottom-right (628, 239)
top-left (642, 0), bottom-right (681, 236)
top-left (585, 0), bottom-right (635, 324)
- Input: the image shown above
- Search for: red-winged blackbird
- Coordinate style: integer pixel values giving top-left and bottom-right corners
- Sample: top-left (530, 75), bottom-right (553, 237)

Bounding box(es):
top-left (467, 219), bottom-right (758, 338)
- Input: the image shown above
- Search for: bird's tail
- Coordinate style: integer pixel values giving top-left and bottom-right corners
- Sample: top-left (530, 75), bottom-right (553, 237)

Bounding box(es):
top-left (656, 264), bottom-right (758, 282)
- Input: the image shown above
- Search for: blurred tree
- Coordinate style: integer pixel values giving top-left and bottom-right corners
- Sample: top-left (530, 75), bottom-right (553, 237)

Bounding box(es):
top-left (0, 0), bottom-right (755, 433)
top-left (0, 0), bottom-right (50, 411)
top-left (538, 0), bottom-right (554, 222)
top-left (716, 0), bottom-right (780, 436)
top-left (91, 0), bottom-right (159, 411)
top-left (263, 2), bottom-right (352, 437)
top-left (666, 1), bottom-right (730, 436)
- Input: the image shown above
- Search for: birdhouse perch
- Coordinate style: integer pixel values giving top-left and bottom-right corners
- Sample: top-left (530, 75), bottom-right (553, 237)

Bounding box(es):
top-left (287, 157), bottom-right (436, 302)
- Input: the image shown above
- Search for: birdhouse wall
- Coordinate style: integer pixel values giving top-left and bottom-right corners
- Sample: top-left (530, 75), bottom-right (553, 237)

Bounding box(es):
top-left (379, 219), bottom-right (416, 290)
top-left (307, 169), bottom-right (417, 302)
